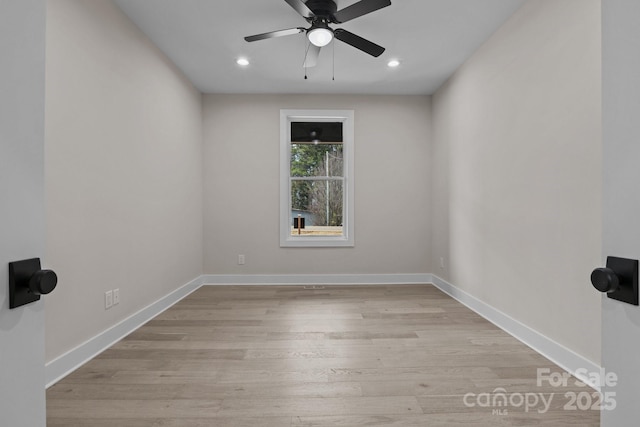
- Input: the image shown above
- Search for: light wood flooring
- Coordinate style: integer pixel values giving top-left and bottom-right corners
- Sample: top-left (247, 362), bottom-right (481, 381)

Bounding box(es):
top-left (47, 285), bottom-right (600, 426)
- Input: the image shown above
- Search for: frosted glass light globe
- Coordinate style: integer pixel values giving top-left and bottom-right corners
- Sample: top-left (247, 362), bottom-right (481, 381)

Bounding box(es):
top-left (308, 27), bottom-right (333, 47)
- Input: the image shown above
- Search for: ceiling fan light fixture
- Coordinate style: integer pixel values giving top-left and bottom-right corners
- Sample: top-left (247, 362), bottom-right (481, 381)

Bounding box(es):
top-left (236, 57), bottom-right (250, 66)
top-left (308, 27), bottom-right (333, 47)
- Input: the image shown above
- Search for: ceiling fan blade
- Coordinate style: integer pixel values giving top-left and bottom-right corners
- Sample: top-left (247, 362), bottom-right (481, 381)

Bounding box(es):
top-left (334, 28), bottom-right (385, 57)
top-left (284, 0), bottom-right (315, 19)
top-left (244, 27), bottom-right (305, 42)
top-left (303, 43), bottom-right (321, 68)
top-left (332, 0), bottom-right (391, 24)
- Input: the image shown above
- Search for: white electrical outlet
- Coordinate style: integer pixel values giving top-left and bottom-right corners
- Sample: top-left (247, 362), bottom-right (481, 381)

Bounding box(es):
top-left (238, 254), bottom-right (245, 265)
top-left (105, 290), bottom-right (113, 309)
top-left (113, 288), bottom-right (120, 305)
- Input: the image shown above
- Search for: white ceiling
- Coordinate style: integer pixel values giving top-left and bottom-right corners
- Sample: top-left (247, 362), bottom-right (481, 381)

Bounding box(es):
top-left (114, 0), bottom-right (526, 95)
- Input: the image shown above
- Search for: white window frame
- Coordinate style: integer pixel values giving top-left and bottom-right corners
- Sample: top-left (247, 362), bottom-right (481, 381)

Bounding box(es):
top-left (280, 109), bottom-right (354, 247)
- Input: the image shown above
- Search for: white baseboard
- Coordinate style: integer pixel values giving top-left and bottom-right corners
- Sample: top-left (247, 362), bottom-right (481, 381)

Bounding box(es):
top-left (201, 273), bottom-right (433, 285)
top-left (45, 275), bottom-right (205, 388)
top-left (430, 274), bottom-right (602, 391)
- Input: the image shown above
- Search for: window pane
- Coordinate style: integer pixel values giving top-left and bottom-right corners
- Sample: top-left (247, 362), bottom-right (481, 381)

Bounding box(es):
top-left (291, 180), bottom-right (343, 236)
top-left (290, 144), bottom-right (343, 178)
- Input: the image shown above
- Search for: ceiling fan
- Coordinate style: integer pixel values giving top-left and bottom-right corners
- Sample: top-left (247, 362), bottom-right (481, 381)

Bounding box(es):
top-left (244, 0), bottom-right (391, 68)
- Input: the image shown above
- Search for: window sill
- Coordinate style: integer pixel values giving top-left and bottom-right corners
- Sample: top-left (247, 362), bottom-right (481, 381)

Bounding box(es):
top-left (280, 236), bottom-right (354, 248)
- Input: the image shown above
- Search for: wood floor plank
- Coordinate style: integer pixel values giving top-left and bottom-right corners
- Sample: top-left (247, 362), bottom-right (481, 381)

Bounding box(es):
top-left (292, 412), bottom-right (599, 426)
top-left (216, 396), bottom-right (422, 418)
top-left (48, 417), bottom-right (292, 427)
top-left (47, 284), bottom-right (599, 426)
top-left (169, 381), bottom-right (363, 399)
top-left (46, 399), bottom-right (223, 419)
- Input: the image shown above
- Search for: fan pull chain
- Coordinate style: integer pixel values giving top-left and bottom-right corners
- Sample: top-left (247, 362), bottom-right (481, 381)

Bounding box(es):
top-left (303, 38), bottom-right (309, 80)
top-left (332, 40), bottom-right (335, 81)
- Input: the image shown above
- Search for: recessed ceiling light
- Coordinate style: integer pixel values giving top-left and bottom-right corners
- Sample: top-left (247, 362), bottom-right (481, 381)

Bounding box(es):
top-left (236, 58), bottom-right (249, 66)
top-left (387, 59), bottom-right (400, 68)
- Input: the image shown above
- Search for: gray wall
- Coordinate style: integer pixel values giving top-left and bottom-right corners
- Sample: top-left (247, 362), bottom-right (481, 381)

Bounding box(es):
top-left (44, 0), bottom-right (204, 363)
top-left (431, 0), bottom-right (602, 363)
top-left (203, 94), bottom-right (432, 275)
top-left (602, 0), bottom-right (640, 424)
top-left (0, 0), bottom-right (47, 424)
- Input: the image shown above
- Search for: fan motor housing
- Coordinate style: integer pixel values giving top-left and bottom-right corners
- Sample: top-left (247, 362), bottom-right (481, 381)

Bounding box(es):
top-left (305, 0), bottom-right (337, 20)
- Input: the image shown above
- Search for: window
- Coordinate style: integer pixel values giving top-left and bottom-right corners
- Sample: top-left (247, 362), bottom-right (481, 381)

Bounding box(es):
top-left (280, 109), bottom-right (354, 247)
